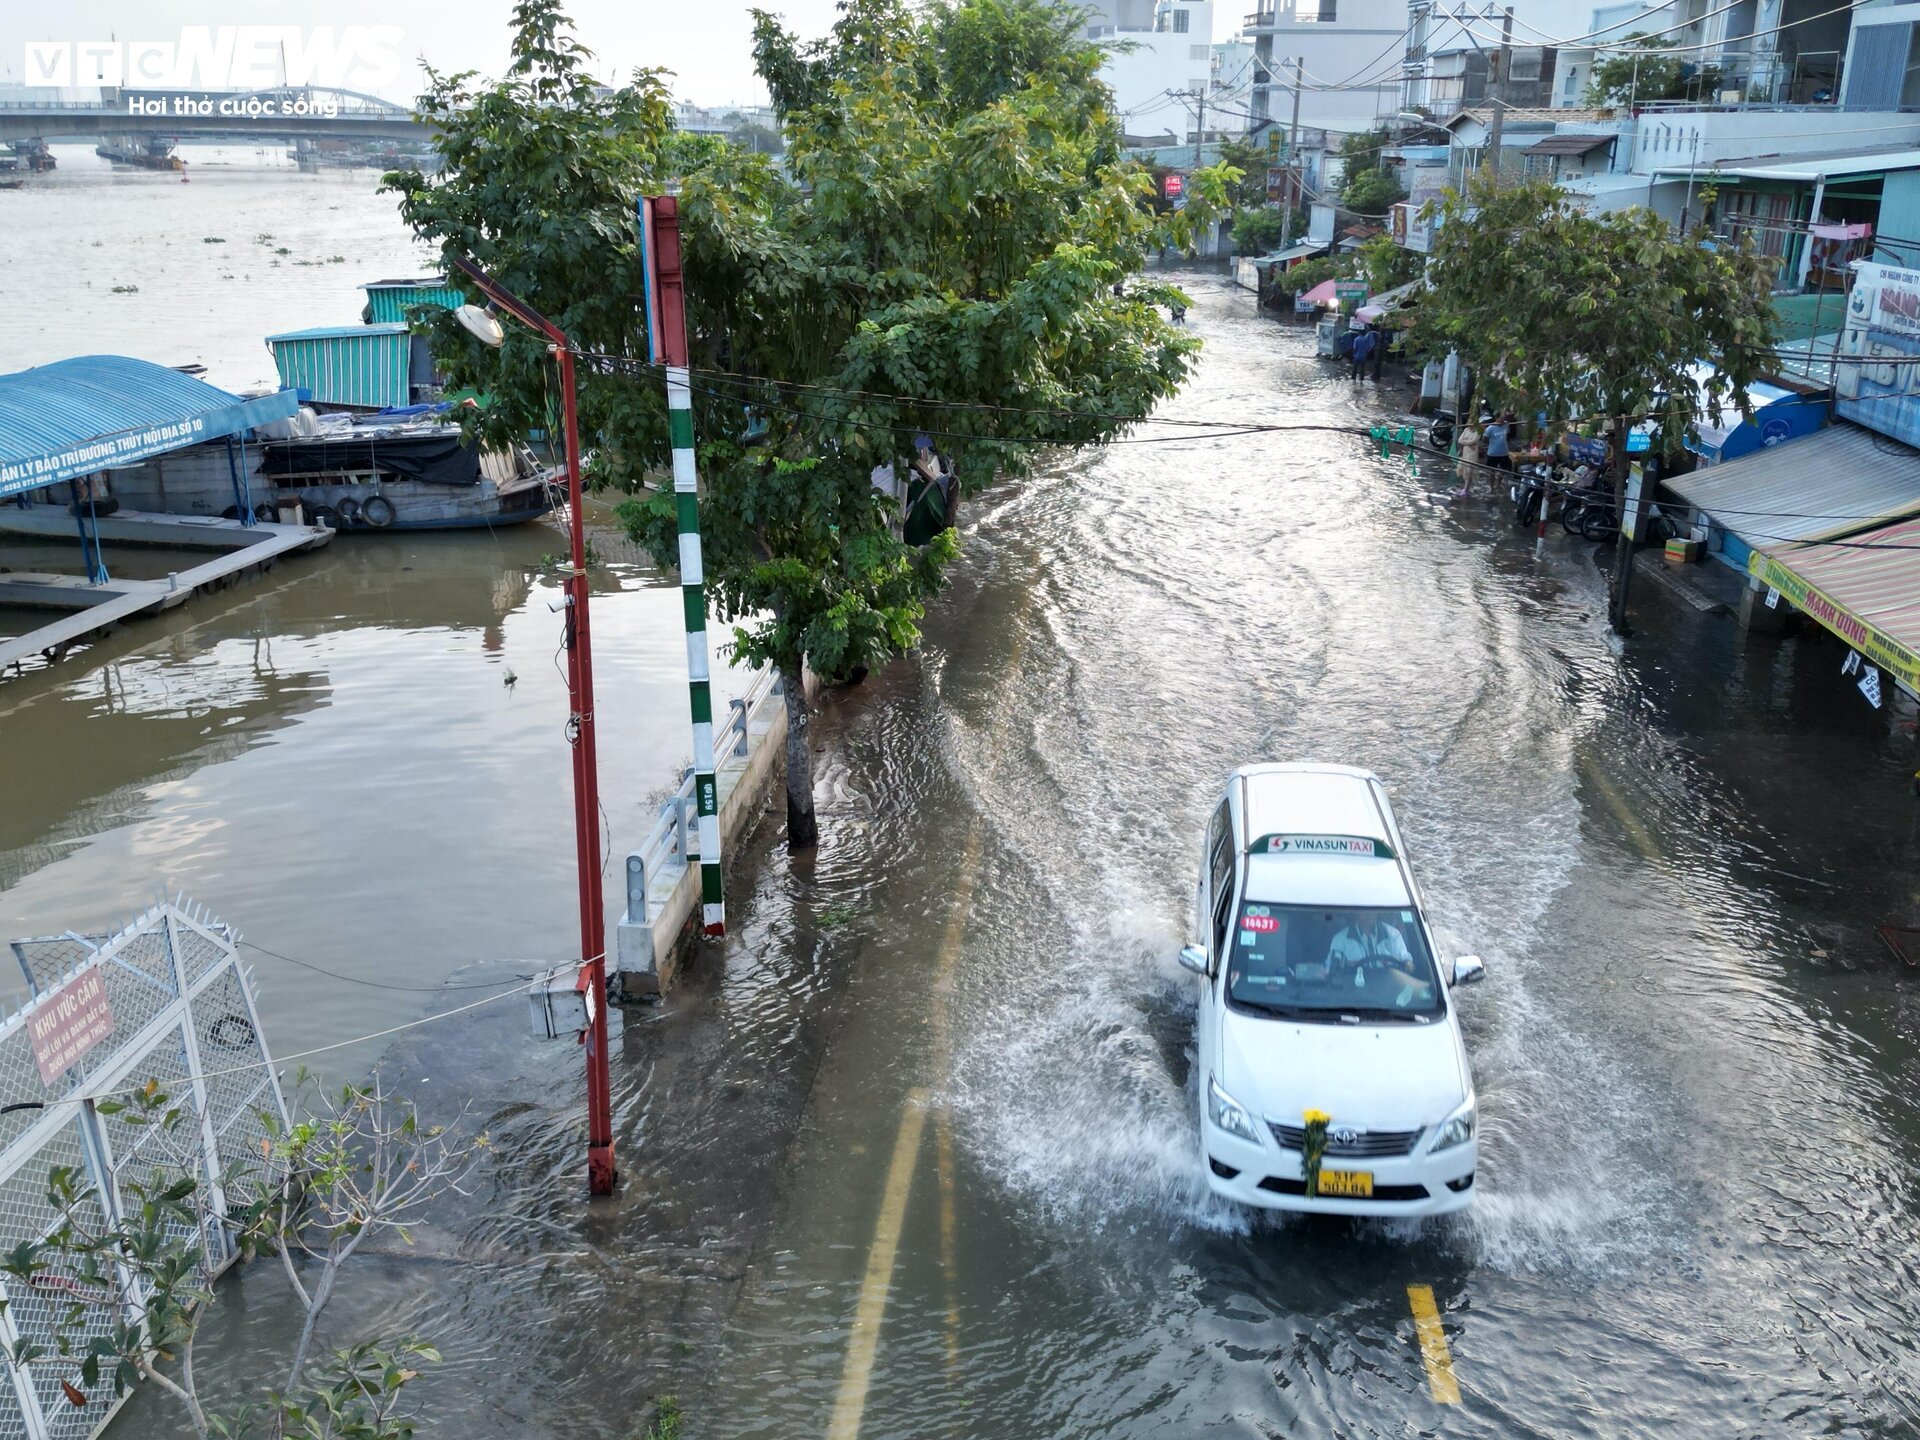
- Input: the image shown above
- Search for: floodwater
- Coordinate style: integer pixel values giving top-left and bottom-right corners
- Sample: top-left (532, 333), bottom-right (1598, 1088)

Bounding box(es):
top-left (693, 282), bottom-right (1920, 1437)
top-left (0, 142), bottom-right (431, 388)
top-left (1, 145), bottom-right (746, 1074)
top-left (7, 152), bottom-right (1920, 1439)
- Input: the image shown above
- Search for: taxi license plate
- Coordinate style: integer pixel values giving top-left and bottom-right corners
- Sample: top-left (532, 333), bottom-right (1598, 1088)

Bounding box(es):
top-left (1316, 1169), bottom-right (1373, 1198)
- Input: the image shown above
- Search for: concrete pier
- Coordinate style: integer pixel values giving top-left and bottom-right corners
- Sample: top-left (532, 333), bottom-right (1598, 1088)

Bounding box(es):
top-left (0, 508), bottom-right (332, 672)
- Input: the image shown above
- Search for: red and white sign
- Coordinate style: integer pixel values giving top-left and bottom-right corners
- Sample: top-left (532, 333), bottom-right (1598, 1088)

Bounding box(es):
top-left (1164, 174), bottom-right (1184, 198)
top-left (28, 970), bottom-right (114, 1086)
top-left (1241, 914), bottom-right (1279, 933)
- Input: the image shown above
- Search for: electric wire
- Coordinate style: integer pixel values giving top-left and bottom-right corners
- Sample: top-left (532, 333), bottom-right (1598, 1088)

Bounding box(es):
top-left (240, 940), bottom-right (540, 993)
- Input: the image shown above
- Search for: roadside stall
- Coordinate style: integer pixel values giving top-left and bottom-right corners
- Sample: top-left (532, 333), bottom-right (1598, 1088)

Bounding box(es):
top-left (1748, 515), bottom-right (1920, 704)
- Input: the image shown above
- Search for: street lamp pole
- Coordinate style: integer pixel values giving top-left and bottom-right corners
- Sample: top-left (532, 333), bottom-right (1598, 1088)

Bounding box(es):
top-left (448, 255), bottom-right (616, 1198)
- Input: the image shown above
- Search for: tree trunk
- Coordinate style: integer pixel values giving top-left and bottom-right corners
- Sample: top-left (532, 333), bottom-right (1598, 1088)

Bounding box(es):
top-left (781, 661), bottom-right (819, 850)
top-left (1608, 448), bottom-right (1649, 637)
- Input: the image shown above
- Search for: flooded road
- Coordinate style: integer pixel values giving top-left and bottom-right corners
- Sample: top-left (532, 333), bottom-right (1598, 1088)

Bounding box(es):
top-left (696, 276), bottom-right (1920, 1437)
top-left (7, 222), bottom-right (1920, 1439)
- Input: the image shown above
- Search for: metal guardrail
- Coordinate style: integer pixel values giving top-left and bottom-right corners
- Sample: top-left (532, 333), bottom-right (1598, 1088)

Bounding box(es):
top-left (624, 665), bottom-right (782, 917)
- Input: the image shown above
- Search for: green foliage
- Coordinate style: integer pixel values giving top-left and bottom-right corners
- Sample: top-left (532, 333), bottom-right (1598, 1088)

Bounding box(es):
top-left (1583, 35), bottom-right (1717, 106)
top-left (392, 0), bottom-right (1220, 839)
top-left (1216, 134), bottom-right (1277, 210)
top-left (1405, 175), bottom-right (1780, 455)
top-left (1353, 233), bottom-right (1421, 297)
top-left (0, 1078), bottom-right (476, 1440)
top-left (1231, 206), bottom-right (1290, 255)
top-left (1282, 255), bottom-right (1346, 296)
top-left (1338, 128), bottom-right (1405, 216)
top-left (643, 1396), bottom-right (683, 1440)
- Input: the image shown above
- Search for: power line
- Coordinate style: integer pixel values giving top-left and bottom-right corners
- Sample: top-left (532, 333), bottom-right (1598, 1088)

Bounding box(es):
top-left (240, 939), bottom-right (541, 993)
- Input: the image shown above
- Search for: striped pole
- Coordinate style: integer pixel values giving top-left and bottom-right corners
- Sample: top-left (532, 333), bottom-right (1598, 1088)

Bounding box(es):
top-left (644, 194), bottom-right (724, 936)
top-left (668, 365), bottom-right (724, 935)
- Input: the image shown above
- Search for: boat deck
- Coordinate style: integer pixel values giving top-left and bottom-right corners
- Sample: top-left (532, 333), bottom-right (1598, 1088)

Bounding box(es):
top-left (0, 509), bottom-right (332, 672)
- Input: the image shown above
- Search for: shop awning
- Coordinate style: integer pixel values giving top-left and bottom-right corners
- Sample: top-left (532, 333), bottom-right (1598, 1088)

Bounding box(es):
top-left (1665, 423), bottom-right (1920, 548)
top-left (1258, 241), bottom-right (1327, 266)
top-left (1748, 515), bottom-right (1920, 691)
top-left (0, 355), bottom-right (298, 499)
top-left (1355, 279), bottom-right (1424, 323)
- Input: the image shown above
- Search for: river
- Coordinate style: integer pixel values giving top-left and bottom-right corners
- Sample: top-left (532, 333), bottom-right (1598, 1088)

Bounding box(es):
top-left (6, 149), bottom-right (1920, 1438)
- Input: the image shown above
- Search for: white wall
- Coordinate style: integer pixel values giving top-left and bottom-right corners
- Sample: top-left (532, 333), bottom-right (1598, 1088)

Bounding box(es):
top-left (1100, 0), bottom-right (1217, 137)
top-left (1629, 110), bottom-right (1920, 171)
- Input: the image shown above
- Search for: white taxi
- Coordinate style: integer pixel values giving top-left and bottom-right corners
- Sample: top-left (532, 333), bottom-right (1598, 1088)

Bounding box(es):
top-left (1181, 763), bottom-right (1484, 1216)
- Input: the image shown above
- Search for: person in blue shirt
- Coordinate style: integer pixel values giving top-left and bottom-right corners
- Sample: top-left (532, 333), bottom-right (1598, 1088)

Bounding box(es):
top-left (1484, 413), bottom-right (1513, 473)
top-left (1349, 327), bottom-right (1376, 382)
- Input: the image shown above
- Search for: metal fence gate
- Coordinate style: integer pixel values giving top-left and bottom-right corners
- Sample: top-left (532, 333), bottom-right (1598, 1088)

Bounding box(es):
top-left (0, 899), bottom-right (287, 1440)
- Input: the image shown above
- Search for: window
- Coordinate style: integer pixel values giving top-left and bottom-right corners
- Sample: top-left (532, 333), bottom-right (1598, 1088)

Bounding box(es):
top-left (1206, 802), bottom-right (1236, 957)
top-left (1191, 43), bottom-right (1211, 59)
top-left (1227, 903), bottom-right (1444, 1019)
top-left (1317, 0), bottom-right (1338, 20)
top-left (1173, 7), bottom-right (1190, 31)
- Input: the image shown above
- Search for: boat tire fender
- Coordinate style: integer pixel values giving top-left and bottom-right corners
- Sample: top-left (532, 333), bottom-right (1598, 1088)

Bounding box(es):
top-left (336, 496), bottom-right (362, 526)
top-left (362, 494), bottom-right (396, 529)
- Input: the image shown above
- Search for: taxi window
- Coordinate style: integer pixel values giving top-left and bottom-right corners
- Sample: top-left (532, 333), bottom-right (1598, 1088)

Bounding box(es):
top-left (1226, 902), bottom-right (1442, 1018)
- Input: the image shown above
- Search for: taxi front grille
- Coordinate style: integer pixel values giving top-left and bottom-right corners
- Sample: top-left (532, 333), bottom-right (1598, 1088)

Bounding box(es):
top-left (1268, 1122), bottom-right (1423, 1158)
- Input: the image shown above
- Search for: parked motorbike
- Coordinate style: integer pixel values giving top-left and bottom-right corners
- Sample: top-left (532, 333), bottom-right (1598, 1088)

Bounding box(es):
top-left (1429, 409), bottom-right (1456, 451)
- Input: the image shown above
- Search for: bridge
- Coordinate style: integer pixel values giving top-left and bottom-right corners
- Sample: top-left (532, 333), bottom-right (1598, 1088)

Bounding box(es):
top-left (0, 87), bottom-right (429, 147)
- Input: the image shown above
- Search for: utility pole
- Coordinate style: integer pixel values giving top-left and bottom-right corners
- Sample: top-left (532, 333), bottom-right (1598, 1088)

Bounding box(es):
top-left (640, 195), bottom-right (727, 938)
top-left (1288, 57), bottom-right (1303, 218)
top-left (1194, 87), bottom-right (1206, 168)
top-left (448, 255), bottom-right (614, 1196)
top-left (1485, 5), bottom-right (1514, 186)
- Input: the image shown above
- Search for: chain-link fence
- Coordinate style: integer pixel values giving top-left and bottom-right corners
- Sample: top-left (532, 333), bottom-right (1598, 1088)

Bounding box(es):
top-left (0, 900), bottom-right (288, 1440)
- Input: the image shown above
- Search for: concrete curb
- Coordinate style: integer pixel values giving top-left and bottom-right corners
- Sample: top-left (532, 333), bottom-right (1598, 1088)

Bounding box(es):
top-left (612, 667), bottom-right (812, 999)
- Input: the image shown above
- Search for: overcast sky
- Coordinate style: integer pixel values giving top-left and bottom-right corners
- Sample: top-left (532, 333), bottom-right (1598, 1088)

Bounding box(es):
top-left (0, 1), bottom-right (860, 107)
top-left (5, 2), bottom-right (1238, 107)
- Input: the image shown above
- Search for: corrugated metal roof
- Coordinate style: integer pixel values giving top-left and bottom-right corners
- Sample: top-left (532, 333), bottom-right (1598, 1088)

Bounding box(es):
top-left (0, 355), bottom-right (298, 499)
top-left (1528, 133), bottom-right (1613, 154)
top-left (1752, 514), bottom-right (1920, 688)
top-left (267, 329), bottom-right (412, 410)
top-left (1666, 424), bottom-right (1920, 546)
top-left (361, 275), bottom-right (448, 289)
top-left (266, 324), bottom-right (410, 342)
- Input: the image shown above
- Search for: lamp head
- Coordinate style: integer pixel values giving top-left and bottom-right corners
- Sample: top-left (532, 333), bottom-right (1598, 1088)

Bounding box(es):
top-left (454, 303), bottom-right (505, 348)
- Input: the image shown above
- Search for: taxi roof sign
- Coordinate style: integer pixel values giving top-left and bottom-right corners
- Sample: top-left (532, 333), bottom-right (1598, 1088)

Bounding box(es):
top-left (1252, 834), bottom-right (1395, 859)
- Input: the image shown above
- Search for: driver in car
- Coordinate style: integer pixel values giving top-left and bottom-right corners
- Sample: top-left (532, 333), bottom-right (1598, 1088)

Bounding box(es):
top-left (1324, 913), bottom-right (1427, 1005)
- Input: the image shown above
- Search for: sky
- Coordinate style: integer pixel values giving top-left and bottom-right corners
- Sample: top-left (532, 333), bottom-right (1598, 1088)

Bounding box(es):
top-left (1, 0), bottom-right (1205, 108)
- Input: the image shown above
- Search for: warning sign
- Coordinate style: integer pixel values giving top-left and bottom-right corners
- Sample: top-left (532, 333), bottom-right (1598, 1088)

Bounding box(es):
top-left (28, 970), bottom-right (114, 1086)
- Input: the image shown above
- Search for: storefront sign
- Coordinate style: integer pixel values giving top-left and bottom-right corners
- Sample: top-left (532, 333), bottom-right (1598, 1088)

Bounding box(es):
top-left (27, 970), bottom-right (114, 1086)
top-left (1750, 550), bottom-right (1920, 692)
top-left (1861, 668), bottom-right (1885, 708)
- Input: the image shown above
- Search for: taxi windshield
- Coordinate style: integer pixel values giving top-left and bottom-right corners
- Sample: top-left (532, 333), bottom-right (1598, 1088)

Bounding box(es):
top-left (1227, 902), bottom-right (1443, 1019)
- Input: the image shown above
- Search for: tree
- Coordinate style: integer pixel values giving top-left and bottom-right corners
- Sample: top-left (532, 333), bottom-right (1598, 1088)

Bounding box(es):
top-left (1352, 232), bottom-right (1421, 297)
top-left (1405, 176), bottom-right (1778, 626)
top-left (0, 1077), bottom-right (482, 1440)
top-left (1337, 128), bottom-right (1404, 217)
top-left (1231, 206), bottom-right (1289, 254)
top-left (1583, 35), bottom-right (1717, 106)
top-left (390, 0), bottom-right (1227, 848)
top-left (1217, 134), bottom-right (1276, 211)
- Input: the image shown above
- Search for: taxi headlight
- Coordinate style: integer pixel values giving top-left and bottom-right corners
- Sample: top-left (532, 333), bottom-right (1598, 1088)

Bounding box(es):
top-left (1207, 1075), bottom-right (1259, 1143)
top-left (1429, 1101), bottom-right (1476, 1153)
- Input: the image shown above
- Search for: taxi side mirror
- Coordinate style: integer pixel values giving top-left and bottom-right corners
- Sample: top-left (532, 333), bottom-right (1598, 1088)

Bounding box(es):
top-left (1451, 955), bottom-right (1486, 987)
top-left (1178, 945), bottom-right (1209, 977)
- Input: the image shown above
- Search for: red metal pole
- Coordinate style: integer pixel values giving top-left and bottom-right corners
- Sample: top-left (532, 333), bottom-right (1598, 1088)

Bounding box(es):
top-left (556, 343), bottom-right (616, 1198)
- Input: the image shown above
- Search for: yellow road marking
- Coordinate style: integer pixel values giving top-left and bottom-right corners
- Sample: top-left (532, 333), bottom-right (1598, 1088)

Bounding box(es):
top-left (829, 576), bottom-right (1029, 1434)
top-left (1407, 1284), bottom-right (1461, 1405)
top-left (934, 1109), bottom-right (961, 1373)
top-left (929, 826), bottom-right (981, 1382)
top-left (827, 1087), bottom-right (931, 1440)
top-left (1578, 753), bottom-right (1660, 862)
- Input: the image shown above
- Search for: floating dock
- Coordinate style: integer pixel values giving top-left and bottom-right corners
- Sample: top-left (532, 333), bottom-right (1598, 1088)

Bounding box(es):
top-left (0, 508), bottom-right (331, 671)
